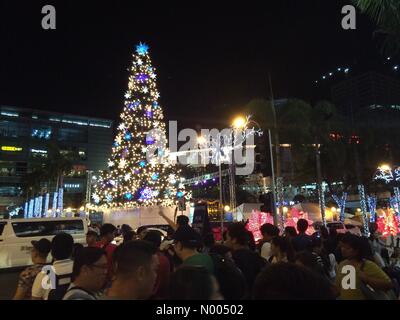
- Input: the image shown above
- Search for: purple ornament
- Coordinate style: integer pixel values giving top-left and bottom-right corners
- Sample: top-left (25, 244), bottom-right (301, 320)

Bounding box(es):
top-left (146, 110), bottom-right (153, 118)
top-left (146, 136), bottom-right (155, 145)
top-left (136, 74), bottom-right (149, 83)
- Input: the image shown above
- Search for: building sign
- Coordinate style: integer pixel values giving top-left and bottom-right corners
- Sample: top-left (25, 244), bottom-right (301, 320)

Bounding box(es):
top-left (1, 146), bottom-right (22, 152)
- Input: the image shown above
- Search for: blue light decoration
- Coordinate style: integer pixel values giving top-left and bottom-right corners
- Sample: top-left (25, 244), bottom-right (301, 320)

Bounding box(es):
top-left (28, 199), bottom-right (34, 218)
top-left (113, 142), bottom-right (119, 147)
top-left (136, 73), bottom-right (149, 83)
top-left (139, 160), bottom-right (146, 168)
top-left (125, 132), bottom-right (132, 141)
top-left (358, 184), bottom-right (370, 236)
top-left (151, 173), bottom-right (159, 181)
top-left (106, 195), bottom-right (113, 203)
top-left (37, 196), bottom-right (43, 218)
top-left (332, 192), bottom-right (347, 222)
top-left (24, 202), bottom-right (28, 219)
top-left (177, 191), bottom-right (184, 198)
top-left (146, 136), bottom-right (155, 145)
top-left (158, 149), bottom-right (164, 157)
top-left (367, 195), bottom-right (377, 223)
top-left (58, 188), bottom-right (64, 217)
top-left (394, 167), bottom-right (400, 182)
top-left (34, 197), bottom-right (40, 218)
top-left (43, 193), bottom-right (50, 217)
top-left (139, 187), bottom-right (153, 201)
top-left (153, 102), bottom-right (159, 109)
top-left (52, 192), bottom-right (58, 217)
top-left (136, 42), bottom-right (149, 56)
top-left (124, 193), bottom-right (133, 200)
top-left (145, 110), bottom-right (153, 118)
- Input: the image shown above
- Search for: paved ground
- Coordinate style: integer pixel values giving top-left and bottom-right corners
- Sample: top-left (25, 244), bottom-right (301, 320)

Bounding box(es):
top-left (0, 269), bottom-right (22, 300)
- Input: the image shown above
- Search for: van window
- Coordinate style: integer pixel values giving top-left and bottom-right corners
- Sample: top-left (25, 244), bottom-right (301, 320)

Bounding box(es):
top-left (0, 222), bottom-right (6, 236)
top-left (11, 220), bottom-right (84, 238)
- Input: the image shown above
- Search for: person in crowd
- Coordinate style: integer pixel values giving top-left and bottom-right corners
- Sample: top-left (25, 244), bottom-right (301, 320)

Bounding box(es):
top-left (63, 247), bottom-right (108, 300)
top-left (225, 223), bottom-right (266, 297)
top-left (13, 238), bottom-right (51, 300)
top-left (202, 232), bottom-right (215, 254)
top-left (246, 230), bottom-right (257, 252)
top-left (209, 244), bottom-right (233, 261)
top-left (335, 233), bottom-right (393, 300)
top-left (324, 227), bottom-right (338, 254)
top-left (334, 233), bottom-right (345, 263)
top-left (169, 266), bottom-right (223, 300)
top-left (136, 226), bottom-right (148, 240)
top-left (270, 236), bottom-right (295, 263)
top-left (311, 235), bottom-right (330, 272)
top-left (259, 223), bottom-right (279, 261)
top-left (291, 219), bottom-right (312, 252)
top-left (96, 223), bottom-right (117, 282)
top-left (143, 230), bottom-right (171, 299)
top-left (86, 230), bottom-right (98, 247)
top-left (72, 243), bottom-right (84, 260)
top-left (32, 233), bottom-right (74, 300)
top-left (253, 263), bottom-right (335, 300)
top-left (123, 230), bottom-right (137, 243)
top-left (105, 241), bottom-right (159, 300)
top-left (295, 251), bottom-right (328, 278)
top-left (172, 226), bottom-right (214, 273)
top-left (158, 208), bottom-right (189, 231)
top-left (284, 226), bottom-right (297, 241)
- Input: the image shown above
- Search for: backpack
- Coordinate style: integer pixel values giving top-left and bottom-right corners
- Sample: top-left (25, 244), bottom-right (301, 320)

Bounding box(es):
top-left (209, 253), bottom-right (247, 300)
top-left (47, 273), bottom-right (73, 300)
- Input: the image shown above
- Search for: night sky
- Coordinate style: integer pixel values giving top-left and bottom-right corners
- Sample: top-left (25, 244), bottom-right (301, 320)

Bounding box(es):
top-left (0, 0), bottom-right (394, 129)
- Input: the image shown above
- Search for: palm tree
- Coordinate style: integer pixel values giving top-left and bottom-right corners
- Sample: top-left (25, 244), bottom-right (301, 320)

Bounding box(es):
top-left (354, 0), bottom-right (400, 54)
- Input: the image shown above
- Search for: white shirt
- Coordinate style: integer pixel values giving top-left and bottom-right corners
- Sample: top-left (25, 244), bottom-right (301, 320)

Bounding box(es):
top-left (261, 242), bottom-right (272, 261)
top-left (31, 259), bottom-right (73, 300)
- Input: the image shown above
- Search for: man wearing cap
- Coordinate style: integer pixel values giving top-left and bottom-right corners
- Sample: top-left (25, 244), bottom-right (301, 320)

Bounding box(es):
top-left (173, 226), bottom-right (214, 274)
top-left (13, 238), bottom-right (51, 300)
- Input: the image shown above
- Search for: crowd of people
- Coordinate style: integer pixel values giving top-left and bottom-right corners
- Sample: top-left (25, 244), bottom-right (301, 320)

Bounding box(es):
top-left (12, 211), bottom-right (400, 300)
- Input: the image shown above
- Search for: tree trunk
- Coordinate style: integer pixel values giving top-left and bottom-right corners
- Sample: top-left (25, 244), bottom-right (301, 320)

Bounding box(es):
top-left (315, 142), bottom-right (326, 226)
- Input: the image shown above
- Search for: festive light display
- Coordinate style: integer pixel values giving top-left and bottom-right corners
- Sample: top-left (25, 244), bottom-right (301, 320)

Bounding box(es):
top-left (43, 193), bottom-right (50, 217)
top-left (93, 43), bottom-right (184, 208)
top-left (317, 183), bottom-right (327, 226)
top-left (24, 202), bottom-right (28, 219)
top-left (358, 184), bottom-right (370, 236)
top-left (58, 188), bottom-right (64, 217)
top-left (246, 210), bottom-right (274, 241)
top-left (367, 195), bottom-right (377, 223)
top-left (28, 199), bottom-right (34, 218)
top-left (377, 209), bottom-right (399, 237)
top-left (332, 192), bottom-right (347, 223)
top-left (52, 192), bottom-right (58, 217)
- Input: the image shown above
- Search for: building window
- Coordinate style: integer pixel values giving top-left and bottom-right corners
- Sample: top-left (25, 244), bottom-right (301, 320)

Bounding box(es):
top-left (0, 121), bottom-right (29, 138)
top-left (58, 128), bottom-right (88, 143)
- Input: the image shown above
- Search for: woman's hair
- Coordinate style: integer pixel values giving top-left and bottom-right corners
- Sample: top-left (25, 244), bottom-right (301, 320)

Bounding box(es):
top-left (284, 226), bottom-right (297, 237)
top-left (72, 247), bottom-right (106, 280)
top-left (271, 236), bottom-right (295, 262)
top-left (341, 234), bottom-right (373, 261)
top-left (123, 230), bottom-right (137, 243)
top-left (169, 266), bottom-right (215, 300)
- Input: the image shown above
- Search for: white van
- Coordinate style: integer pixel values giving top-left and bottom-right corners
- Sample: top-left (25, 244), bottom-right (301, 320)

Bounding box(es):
top-left (0, 218), bottom-right (88, 270)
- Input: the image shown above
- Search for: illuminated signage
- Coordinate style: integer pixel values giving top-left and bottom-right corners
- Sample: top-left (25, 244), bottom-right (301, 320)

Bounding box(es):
top-left (1, 146), bottom-right (22, 152)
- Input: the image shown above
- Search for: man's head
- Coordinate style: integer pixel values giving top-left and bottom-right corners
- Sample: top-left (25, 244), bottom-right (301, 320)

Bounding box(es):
top-left (72, 247), bottom-right (108, 292)
top-left (113, 240), bottom-right (158, 299)
top-left (143, 230), bottom-right (162, 249)
top-left (225, 223), bottom-right (248, 250)
top-left (297, 219), bottom-right (309, 234)
top-left (136, 226), bottom-right (148, 240)
top-left (340, 233), bottom-right (370, 261)
top-left (31, 238), bottom-right (51, 263)
top-left (260, 223), bottom-right (279, 242)
top-left (86, 231), bottom-right (98, 247)
top-left (176, 215), bottom-right (189, 228)
top-left (100, 224), bottom-right (117, 243)
top-left (253, 263), bottom-right (334, 300)
top-left (172, 226), bottom-right (201, 259)
top-left (51, 233), bottom-right (74, 261)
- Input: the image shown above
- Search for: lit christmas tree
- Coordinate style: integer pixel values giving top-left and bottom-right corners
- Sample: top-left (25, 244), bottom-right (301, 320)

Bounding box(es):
top-left (93, 43), bottom-right (185, 208)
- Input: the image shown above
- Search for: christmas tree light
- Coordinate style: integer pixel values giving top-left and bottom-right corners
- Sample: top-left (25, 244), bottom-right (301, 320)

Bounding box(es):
top-left (93, 43), bottom-right (184, 208)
